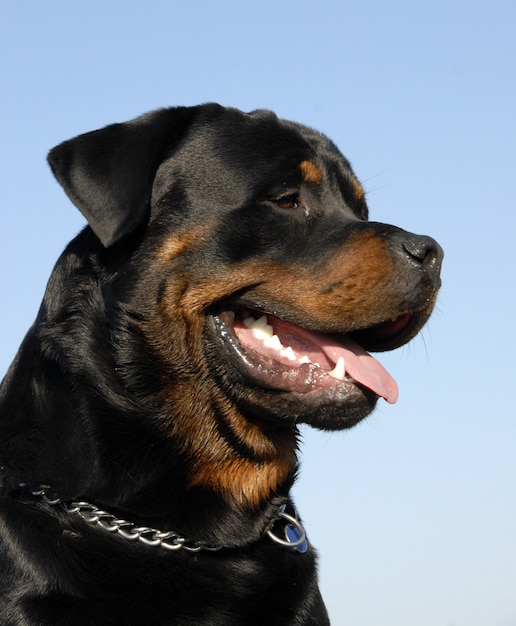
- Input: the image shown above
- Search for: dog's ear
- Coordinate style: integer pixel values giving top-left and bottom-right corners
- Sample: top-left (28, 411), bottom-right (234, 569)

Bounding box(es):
top-left (48, 106), bottom-right (206, 248)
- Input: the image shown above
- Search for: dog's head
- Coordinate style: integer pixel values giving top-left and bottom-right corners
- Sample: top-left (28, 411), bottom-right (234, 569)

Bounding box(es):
top-left (48, 105), bottom-right (442, 442)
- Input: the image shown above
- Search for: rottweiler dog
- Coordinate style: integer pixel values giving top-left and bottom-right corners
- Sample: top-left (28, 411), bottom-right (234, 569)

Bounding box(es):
top-left (0, 104), bottom-right (443, 625)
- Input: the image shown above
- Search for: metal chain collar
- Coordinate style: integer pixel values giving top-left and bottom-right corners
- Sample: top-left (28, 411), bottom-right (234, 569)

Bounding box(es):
top-left (19, 484), bottom-right (307, 554)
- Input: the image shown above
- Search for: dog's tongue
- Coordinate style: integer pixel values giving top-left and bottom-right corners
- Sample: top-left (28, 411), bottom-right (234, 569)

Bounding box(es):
top-left (322, 334), bottom-right (399, 404)
top-left (271, 317), bottom-right (399, 404)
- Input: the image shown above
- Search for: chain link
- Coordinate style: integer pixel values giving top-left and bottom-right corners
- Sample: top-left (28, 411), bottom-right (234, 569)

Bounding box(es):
top-left (19, 484), bottom-right (222, 553)
top-left (19, 484), bottom-right (307, 554)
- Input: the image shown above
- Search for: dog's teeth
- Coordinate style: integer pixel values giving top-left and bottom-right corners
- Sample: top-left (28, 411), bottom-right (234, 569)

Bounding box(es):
top-left (241, 314), bottom-right (322, 367)
top-left (251, 326), bottom-right (274, 340)
top-left (264, 335), bottom-right (283, 351)
top-left (252, 327), bottom-right (272, 341)
top-left (249, 315), bottom-right (274, 340)
top-left (251, 315), bottom-right (269, 329)
top-left (328, 356), bottom-right (346, 381)
top-left (280, 347), bottom-right (297, 361)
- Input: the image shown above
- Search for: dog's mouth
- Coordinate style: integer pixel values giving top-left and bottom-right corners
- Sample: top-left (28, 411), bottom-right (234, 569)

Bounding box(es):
top-left (210, 305), bottom-right (420, 405)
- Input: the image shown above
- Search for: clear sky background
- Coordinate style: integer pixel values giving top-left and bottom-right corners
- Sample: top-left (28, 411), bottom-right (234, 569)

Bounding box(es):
top-left (1, 2), bottom-right (515, 624)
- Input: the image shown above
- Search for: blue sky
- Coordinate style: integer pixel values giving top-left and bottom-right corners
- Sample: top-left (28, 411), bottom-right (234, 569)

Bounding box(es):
top-left (1, 1), bottom-right (515, 624)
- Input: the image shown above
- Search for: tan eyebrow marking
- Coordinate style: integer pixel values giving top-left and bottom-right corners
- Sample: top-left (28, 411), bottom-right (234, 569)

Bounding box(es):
top-left (353, 178), bottom-right (365, 201)
top-left (299, 160), bottom-right (324, 185)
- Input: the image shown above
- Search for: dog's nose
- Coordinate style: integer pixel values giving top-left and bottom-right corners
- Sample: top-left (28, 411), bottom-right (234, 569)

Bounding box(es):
top-left (402, 234), bottom-right (444, 283)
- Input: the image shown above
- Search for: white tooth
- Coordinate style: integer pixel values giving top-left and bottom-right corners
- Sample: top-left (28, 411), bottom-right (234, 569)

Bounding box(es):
top-left (328, 356), bottom-right (346, 381)
top-left (249, 315), bottom-right (274, 340)
top-left (243, 316), bottom-right (256, 327)
top-left (252, 327), bottom-right (273, 341)
top-left (280, 346), bottom-right (297, 361)
top-left (250, 315), bottom-right (269, 329)
top-left (264, 335), bottom-right (283, 351)
top-left (299, 356), bottom-right (311, 364)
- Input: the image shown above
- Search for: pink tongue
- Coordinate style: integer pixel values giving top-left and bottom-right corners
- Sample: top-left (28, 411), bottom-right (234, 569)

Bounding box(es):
top-left (272, 317), bottom-right (399, 404)
top-left (323, 334), bottom-right (398, 404)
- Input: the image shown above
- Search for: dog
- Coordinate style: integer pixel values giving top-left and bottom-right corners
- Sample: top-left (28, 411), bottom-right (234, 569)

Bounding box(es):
top-left (0, 104), bottom-right (443, 625)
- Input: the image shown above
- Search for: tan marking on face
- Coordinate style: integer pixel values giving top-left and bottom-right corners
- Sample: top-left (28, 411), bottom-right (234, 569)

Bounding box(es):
top-left (141, 228), bottom-right (414, 507)
top-left (177, 231), bottom-right (400, 328)
top-left (138, 265), bottom-right (298, 509)
top-left (155, 224), bottom-right (212, 265)
top-left (352, 178), bottom-right (365, 201)
top-left (248, 232), bottom-right (400, 328)
top-left (163, 382), bottom-right (297, 509)
top-left (299, 160), bottom-right (324, 185)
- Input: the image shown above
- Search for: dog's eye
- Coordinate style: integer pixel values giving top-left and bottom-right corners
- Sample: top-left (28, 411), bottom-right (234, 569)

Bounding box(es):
top-left (273, 194), bottom-right (302, 210)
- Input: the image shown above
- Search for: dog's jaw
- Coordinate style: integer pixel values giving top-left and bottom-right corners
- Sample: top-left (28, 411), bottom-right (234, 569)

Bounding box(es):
top-left (206, 309), bottom-right (382, 431)
top-left (232, 308), bottom-right (399, 402)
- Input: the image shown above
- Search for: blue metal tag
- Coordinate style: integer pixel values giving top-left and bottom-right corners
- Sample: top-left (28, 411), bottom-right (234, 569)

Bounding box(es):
top-left (286, 523), bottom-right (308, 554)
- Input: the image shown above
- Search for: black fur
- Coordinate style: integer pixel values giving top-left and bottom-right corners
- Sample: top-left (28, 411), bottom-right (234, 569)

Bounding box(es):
top-left (0, 105), bottom-right (443, 624)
